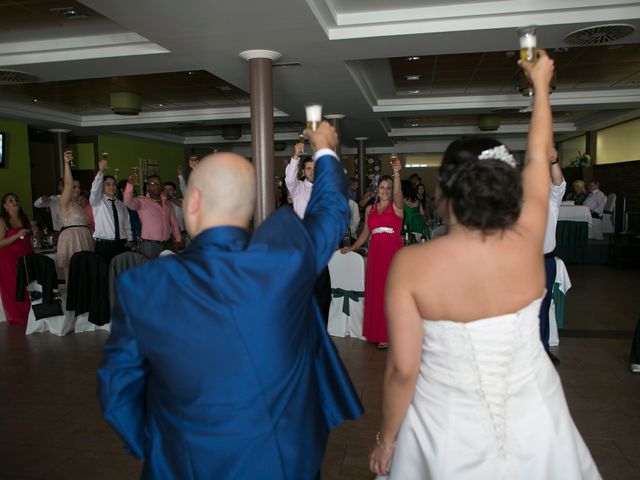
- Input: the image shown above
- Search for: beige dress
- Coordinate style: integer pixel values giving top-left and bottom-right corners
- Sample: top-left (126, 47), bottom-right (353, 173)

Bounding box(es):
top-left (56, 201), bottom-right (94, 271)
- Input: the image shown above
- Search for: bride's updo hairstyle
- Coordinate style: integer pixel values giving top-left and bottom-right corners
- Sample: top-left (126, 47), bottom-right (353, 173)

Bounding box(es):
top-left (437, 137), bottom-right (522, 232)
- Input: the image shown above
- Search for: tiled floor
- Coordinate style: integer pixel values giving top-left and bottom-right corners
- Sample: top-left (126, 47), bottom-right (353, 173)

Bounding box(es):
top-left (1, 264), bottom-right (639, 479)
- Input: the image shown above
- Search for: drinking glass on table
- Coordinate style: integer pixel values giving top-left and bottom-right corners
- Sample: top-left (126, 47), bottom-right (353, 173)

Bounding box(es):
top-left (517, 25), bottom-right (537, 113)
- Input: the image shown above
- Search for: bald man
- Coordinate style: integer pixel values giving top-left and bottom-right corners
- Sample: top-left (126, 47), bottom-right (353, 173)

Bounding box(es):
top-left (97, 122), bottom-right (363, 479)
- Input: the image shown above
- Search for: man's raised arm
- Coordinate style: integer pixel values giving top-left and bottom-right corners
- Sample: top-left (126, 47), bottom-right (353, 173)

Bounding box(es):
top-left (303, 122), bottom-right (350, 275)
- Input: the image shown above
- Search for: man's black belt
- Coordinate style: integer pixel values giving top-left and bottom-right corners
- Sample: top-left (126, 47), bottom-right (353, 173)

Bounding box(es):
top-left (141, 238), bottom-right (170, 244)
top-left (96, 238), bottom-right (126, 243)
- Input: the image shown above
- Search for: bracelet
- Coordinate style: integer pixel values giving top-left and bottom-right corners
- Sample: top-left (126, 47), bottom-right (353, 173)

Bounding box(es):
top-left (550, 159), bottom-right (559, 165)
top-left (375, 431), bottom-right (396, 452)
top-left (393, 173), bottom-right (400, 177)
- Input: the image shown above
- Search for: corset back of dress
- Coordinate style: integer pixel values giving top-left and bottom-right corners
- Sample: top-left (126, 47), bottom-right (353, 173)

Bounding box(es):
top-left (419, 298), bottom-right (545, 456)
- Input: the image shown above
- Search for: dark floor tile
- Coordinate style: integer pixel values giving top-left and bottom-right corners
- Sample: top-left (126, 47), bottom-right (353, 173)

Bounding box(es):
top-left (46, 451), bottom-right (142, 480)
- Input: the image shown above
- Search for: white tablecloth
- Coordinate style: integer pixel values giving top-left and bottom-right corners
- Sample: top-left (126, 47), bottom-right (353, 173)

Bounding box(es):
top-left (558, 205), bottom-right (601, 240)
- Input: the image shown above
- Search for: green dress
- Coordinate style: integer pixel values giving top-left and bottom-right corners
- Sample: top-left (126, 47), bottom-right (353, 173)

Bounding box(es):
top-left (403, 202), bottom-right (430, 240)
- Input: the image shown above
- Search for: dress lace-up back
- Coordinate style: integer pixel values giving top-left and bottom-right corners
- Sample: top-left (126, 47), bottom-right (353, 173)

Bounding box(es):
top-left (384, 298), bottom-right (601, 480)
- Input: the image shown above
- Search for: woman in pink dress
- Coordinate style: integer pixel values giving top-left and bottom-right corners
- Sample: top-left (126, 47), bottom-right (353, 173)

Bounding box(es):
top-left (341, 160), bottom-right (404, 348)
top-left (0, 193), bottom-right (34, 325)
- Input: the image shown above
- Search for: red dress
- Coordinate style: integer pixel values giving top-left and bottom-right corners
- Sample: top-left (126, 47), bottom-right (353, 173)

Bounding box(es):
top-left (363, 202), bottom-right (403, 343)
top-left (0, 227), bottom-right (33, 325)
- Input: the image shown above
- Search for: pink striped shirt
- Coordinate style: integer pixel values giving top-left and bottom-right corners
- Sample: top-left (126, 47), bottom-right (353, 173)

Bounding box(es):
top-left (124, 183), bottom-right (181, 243)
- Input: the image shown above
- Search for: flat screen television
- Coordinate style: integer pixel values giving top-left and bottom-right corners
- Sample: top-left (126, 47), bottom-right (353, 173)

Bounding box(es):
top-left (0, 131), bottom-right (5, 168)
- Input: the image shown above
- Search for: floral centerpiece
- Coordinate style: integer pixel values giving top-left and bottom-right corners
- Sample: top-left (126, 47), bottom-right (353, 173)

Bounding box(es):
top-left (572, 151), bottom-right (591, 168)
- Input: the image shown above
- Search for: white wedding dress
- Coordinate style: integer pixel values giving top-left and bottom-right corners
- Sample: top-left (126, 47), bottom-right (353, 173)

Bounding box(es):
top-left (385, 297), bottom-right (601, 480)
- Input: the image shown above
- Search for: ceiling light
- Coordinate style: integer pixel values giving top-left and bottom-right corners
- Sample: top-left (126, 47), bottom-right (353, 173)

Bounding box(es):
top-left (411, 123), bottom-right (420, 127)
top-left (406, 56), bottom-right (420, 61)
top-left (405, 75), bottom-right (421, 81)
top-left (32, 98), bottom-right (38, 103)
top-left (158, 103), bottom-right (164, 107)
top-left (50, 7), bottom-right (88, 19)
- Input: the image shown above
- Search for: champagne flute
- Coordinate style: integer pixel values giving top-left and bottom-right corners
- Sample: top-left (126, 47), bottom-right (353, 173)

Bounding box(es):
top-left (517, 25), bottom-right (537, 113)
top-left (298, 133), bottom-right (306, 156)
top-left (305, 103), bottom-right (322, 132)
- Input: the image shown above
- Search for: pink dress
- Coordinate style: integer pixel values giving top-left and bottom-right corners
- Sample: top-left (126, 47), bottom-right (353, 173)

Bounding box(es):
top-left (0, 227), bottom-right (33, 325)
top-left (363, 202), bottom-right (403, 343)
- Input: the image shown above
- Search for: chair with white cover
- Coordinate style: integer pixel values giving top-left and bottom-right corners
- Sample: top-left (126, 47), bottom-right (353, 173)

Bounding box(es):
top-left (25, 284), bottom-right (75, 336)
top-left (430, 225), bottom-right (447, 239)
top-left (327, 250), bottom-right (366, 340)
top-left (601, 193), bottom-right (616, 234)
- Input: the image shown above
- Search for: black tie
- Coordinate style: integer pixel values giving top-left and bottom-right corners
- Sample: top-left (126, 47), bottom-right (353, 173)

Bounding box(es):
top-left (109, 198), bottom-right (120, 240)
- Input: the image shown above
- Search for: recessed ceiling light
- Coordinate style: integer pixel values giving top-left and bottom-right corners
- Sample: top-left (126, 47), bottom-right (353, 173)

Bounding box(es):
top-left (411, 123), bottom-right (420, 127)
top-left (50, 7), bottom-right (88, 19)
top-left (188, 71), bottom-right (194, 75)
top-left (406, 56), bottom-right (420, 61)
top-left (407, 90), bottom-right (420, 94)
top-left (158, 103), bottom-right (164, 107)
top-left (405, 75), bottom-right (421, 81)
top-left (32, 98), bottom-right (38, 103)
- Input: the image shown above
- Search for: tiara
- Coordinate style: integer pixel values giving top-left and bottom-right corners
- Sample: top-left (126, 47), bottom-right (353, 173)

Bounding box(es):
top-left (478, 145), bottom-right (516, 168)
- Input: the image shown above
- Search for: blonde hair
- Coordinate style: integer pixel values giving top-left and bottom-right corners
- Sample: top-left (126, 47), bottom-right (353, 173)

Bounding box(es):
top-left (572, 179), bottom-right (585, 193)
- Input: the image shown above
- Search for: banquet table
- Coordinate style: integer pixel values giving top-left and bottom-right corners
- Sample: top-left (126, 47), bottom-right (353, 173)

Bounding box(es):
top-left (556, 205), bottom-right (595, 263)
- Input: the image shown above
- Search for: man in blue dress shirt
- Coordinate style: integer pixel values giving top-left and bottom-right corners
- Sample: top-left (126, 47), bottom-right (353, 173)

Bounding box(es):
top-left (97, 122), bottom-right (363, 479)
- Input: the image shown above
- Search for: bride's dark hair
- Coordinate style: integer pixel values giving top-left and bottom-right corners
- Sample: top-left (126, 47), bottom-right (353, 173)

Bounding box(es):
top-left (437, 137), bottom-right (522, 232)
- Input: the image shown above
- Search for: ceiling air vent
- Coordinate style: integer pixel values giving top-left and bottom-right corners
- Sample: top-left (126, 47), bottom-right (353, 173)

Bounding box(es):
top-left (0, 69), bottom-right (36, 83)
top-left (564, 24), bottom-right (635, 45)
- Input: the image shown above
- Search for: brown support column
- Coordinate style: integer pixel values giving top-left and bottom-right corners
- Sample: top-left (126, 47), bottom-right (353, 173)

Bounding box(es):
top-left (239, 49), bottom-right (281, 227)
top-left (355, 137), bottom-right (368, 197)
top-left (325, 114), bottom-right (345, 159)
top-left (584, 131), bottom-right (597, 183)
top-left (49, 128), bottom-right (70, 180)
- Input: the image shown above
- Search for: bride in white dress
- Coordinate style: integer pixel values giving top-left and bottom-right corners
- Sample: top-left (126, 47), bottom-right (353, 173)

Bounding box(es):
top-left (369, 50), bottom-right (600, 479)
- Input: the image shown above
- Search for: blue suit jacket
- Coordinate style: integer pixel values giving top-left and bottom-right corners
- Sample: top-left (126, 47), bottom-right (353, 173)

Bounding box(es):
top-left (97, 153), bottom-right (363, 479)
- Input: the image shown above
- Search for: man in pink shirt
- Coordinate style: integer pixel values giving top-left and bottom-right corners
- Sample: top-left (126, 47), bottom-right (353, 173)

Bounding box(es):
top-left (124, 174), bottom-right (181, 258)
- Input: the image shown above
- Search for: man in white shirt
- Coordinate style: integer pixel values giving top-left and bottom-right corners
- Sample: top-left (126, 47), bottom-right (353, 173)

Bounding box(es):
top-left (285, 142), bottom-right (332, 325)
top-left (540, 147), bottom-right (566, 364)
top-left (33, 179), bottom-right (64, 233)
top-left (348, 199), bottom-right (360, 242)
top-left (583, 180), bottom-right (607, 218)
top-left (285, 143), bottom-right (314, 219)
top-left (90, 158), bottom-right (133, 262)
top-left (163, 180), bottom-right (186, 245)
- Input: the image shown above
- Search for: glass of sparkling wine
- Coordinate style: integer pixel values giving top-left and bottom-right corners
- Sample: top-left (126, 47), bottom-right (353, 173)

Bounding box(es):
top-left (298, 133), bottom-right (306, 155)
top-left (64, 149), bottom-right (75, 168)
top-left (305, 103), bottom-right (323, 132)
top-left (517, 25), bottom-right (537, 113)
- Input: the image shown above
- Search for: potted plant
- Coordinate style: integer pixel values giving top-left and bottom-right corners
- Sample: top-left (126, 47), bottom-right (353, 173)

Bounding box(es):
top-left (571, 151), bottom-right (591, 168)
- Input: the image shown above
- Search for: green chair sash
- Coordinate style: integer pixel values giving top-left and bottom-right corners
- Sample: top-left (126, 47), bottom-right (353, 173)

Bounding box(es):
top-left (331, 288), bottom-right (364, 316)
